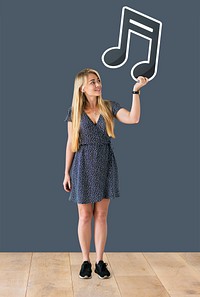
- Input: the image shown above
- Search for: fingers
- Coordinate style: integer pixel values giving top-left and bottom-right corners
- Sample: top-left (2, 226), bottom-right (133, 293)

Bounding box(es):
top-left (137, 76), bottom-right (149, 84)
top-left (63, 178), bottom-right (71, 192)
top-left (65, 183), bottom-right (71, 192)
top-left (66, 183), bottom-right (71, 192)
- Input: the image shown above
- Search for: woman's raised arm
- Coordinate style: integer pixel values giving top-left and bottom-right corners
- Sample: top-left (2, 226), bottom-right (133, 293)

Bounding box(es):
top-left (116, 76), bottom-right (149, 124)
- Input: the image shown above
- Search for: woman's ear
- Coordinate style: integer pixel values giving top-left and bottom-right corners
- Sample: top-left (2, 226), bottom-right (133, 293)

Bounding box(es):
top-left (80, 86), bottom-right (84, 93)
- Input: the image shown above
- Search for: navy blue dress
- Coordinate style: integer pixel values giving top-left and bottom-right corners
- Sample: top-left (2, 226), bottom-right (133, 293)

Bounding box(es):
top-left (64, 100), bottom-right (123, 204)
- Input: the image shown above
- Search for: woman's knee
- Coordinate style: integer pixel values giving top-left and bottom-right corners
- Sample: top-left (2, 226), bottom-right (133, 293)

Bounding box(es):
top-left (94, 202), bottom-right (109, 222)
top-left (78, 205), bottom-right (93, 223)
top-left (94, 211), bottom-right (108, 223)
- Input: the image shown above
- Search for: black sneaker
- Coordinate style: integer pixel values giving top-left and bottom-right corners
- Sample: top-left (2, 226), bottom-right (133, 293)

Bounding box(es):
top-left (95, 260), bottom-right (111, 279)
top-left (79, 261), bottom-right (92, 279)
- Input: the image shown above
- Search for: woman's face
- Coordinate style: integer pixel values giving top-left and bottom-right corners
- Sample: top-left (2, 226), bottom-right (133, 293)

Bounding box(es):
top-left (82, 73), bottom-right (102, 98)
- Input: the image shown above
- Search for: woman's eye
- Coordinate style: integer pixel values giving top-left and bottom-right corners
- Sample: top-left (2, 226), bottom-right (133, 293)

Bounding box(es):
top-left (90, 80), bottom-right (101, 85)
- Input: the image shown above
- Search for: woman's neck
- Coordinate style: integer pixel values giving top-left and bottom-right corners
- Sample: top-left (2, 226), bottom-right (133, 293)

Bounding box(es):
top-left (85, 97), bottom-right (98, 109)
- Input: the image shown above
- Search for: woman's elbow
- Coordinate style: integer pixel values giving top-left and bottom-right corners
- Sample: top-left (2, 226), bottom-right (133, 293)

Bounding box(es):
top-left (130, 118), bottom-right (140, 124)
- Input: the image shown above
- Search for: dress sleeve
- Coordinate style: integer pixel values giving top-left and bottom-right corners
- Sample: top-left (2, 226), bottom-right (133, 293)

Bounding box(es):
top-left (110, 100), bottom-right (123, 117)
top-left (64, 107), bottom-right (72, 122)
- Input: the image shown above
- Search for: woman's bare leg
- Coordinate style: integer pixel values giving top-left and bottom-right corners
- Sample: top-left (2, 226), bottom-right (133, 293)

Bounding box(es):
top-left (77, 203), bottom-right (93, 262)
top-left (93, 198), bottom-right (110, 263)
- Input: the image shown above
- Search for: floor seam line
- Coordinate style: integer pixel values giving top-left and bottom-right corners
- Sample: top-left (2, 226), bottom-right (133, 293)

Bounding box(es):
top-left (106, 252), bottom-right (123, 297)
top-left (24, 252), bottom-right (33, 297)
top-left (142, 252), bottom-right (171, 297)
top-left (69, 252), bottom-right (75, 297)
top-left (177, 252), bottom-right (200, 280)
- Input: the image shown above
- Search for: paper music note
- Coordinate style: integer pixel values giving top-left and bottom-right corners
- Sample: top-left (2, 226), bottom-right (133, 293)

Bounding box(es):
top-left (101, 6), bottom-right (162, 81)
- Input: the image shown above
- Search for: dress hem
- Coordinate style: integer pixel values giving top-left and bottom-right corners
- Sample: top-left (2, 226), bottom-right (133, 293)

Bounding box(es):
top-left (68, 193), bottom-right (120, 204)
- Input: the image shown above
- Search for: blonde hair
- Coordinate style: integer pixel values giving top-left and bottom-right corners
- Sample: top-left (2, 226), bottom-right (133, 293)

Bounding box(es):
top-left (70, 68), bottom-right (116, 152)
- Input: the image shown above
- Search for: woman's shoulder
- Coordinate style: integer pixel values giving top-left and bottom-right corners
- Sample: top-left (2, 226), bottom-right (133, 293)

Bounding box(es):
top-left (104, 99), bottom-right (122, 116)
top-left (104, 99), bottom-right (117, 108)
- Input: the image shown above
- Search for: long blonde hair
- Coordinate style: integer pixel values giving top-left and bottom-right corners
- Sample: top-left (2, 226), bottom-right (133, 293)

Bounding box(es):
top-left (70, 68), bottom-right (116, 152)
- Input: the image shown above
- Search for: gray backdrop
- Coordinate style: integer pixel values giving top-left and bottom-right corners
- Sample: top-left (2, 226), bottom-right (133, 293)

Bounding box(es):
top-left (0, 0), bottom-right (199, 251)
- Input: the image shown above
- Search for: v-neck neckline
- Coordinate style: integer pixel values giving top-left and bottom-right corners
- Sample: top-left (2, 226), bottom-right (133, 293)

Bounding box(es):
top-left (83, 111), bottom-right (101, 125)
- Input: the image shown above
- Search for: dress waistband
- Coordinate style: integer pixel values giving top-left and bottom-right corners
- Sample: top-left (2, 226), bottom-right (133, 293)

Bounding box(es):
top-left (79, 142), bottom-right (111, 146)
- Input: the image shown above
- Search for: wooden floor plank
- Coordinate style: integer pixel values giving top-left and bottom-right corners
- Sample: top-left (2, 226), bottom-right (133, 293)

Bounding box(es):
top-left (179, 253), bottom-right (200, 273)
top-left (107, 253), bottom-right (170, 297)
top-left (0, 252), bottom-right (32, 297)
top-left (70, 252), bottom-right (121, 297)
top-left (114, 276), bottom-right (170, 297)
top-left (106, 252), bottom-right (155, 276)
top-left (26, 252), bottom-right (73, 297)
top-left (0, 287), bottom-right (28, 297)
top-left (144, 253), bottom-right (200, 296)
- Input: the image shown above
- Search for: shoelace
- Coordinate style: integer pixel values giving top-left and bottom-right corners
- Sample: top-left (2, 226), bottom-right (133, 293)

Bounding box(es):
top-left (98, 261), bottom-right (108, 271)
top-left (82, 262), bottom-right (91, 272)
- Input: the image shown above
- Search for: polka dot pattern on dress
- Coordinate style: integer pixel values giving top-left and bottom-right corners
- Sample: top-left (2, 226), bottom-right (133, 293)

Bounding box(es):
top-left (64, 100), bottom-right (123, 204)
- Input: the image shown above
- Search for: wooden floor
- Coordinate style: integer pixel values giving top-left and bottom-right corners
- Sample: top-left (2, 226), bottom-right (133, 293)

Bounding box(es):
top-left (0, 253), bottom-right (200, 297)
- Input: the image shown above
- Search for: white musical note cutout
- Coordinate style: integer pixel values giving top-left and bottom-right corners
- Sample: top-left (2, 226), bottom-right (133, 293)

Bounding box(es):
top-left (101, 6), bottom-right (162, 81)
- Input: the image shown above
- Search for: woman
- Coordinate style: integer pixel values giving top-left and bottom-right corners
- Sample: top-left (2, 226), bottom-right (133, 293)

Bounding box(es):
top-left (63, 68), bottom-right (148, 279)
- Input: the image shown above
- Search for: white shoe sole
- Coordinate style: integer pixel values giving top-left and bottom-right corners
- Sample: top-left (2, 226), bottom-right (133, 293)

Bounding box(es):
top-left (79, 275), bottom-right (92, 279)
top-left (96, 273), bottom-right (111, 279)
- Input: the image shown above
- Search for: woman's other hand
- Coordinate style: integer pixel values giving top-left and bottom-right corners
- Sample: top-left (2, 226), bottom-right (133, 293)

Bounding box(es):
top-left (133, 76), bottom-right (149, 91)
top-left (63, 173), bottom-right (72, 192)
